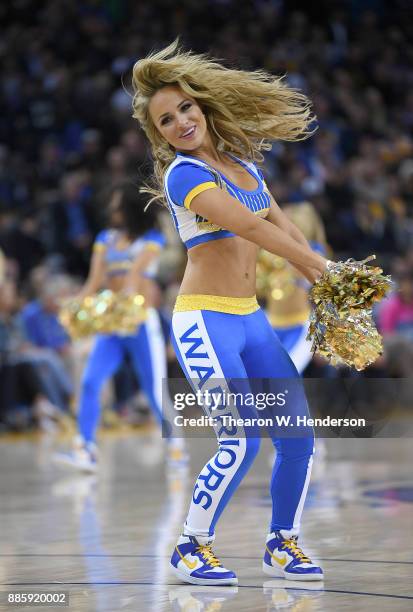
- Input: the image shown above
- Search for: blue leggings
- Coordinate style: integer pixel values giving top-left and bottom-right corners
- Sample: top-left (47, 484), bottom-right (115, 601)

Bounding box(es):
top-left (78, 309), bottom-right (169, 443)
top-left (274, 321), bottom-right (313, 375)
top-left (172, 307), bottom-right (314, 540)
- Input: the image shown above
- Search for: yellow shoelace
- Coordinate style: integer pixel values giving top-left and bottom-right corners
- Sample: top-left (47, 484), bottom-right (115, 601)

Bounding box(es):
top-left (282, 538), bottom-right (311, 563)
top-left (195, 545), bottom-right (222, 568)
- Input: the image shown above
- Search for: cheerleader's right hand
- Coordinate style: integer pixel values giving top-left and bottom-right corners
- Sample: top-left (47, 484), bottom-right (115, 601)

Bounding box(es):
top-left (310, 256), bottom-right (331, 283)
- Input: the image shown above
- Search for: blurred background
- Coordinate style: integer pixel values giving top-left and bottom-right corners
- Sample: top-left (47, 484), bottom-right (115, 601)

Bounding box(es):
top-left (1, 0), bottom-right (413, 433)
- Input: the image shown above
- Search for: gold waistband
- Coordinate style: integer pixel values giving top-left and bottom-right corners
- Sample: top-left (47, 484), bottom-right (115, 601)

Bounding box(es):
top-left (268, 308), bottom-right (311, 328)
top-left (174, 294), bottom-right (260, 315)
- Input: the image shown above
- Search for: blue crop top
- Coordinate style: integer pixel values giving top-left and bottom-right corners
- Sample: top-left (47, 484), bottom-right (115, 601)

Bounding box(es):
top-left (93, 228), bottom-right (165, 278)
top-left (164, 153), bottom-right (271, 249)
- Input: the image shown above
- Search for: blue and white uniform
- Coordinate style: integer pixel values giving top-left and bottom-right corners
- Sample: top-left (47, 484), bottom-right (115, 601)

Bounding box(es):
top-left (165, 154), bottom-right (315, 547)
top-left (165, 152), bottom-right (271, 249)
top-left (77, 228), bottom-right (174, 443)
top-left (93, 228), bottom-right (163, 278)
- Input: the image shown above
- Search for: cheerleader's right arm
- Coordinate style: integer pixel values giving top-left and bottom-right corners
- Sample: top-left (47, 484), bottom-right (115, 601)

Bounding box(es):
top-left (77, 236), bottom-right (107, 299)
top-left (189, 187), bottom-right (327, 278)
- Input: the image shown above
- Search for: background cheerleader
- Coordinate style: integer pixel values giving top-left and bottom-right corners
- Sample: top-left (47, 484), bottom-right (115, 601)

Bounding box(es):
top-left (56, 181), bottom-right (185, 472)
top-left (257, 201), bottom-right (328, 374)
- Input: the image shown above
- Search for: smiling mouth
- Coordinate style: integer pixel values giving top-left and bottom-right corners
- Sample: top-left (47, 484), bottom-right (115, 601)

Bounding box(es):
top-left (181, 126), bottom-right (196, 139)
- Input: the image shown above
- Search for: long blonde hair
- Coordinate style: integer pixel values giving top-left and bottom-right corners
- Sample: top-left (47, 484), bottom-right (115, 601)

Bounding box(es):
top-left (132, 40), bottom-right (315, 204)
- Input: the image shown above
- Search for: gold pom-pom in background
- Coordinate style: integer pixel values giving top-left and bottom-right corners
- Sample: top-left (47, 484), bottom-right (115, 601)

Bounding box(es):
top-left (256, 251), bottom-right (297, 301)
top-left (59, 291), bottom-right (147, 339)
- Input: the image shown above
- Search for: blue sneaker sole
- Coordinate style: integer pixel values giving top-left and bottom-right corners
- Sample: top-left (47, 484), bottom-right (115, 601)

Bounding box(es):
top-left (170, 563), bottom-right (238, 586)
top-left (262, 561), bottom-right (324, 581)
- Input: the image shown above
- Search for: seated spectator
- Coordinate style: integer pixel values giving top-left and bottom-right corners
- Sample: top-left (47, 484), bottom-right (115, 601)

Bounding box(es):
top-left (19, 275), bottom-right (75, 410)
top-left (21, 275), bottom-right (72, 354)
top-left (379, 268), bottom-right (413, 342)
top-left (0, 279), bottom-right (61, 430)
top-left (0, 207), bottom-right (45, 282)
top-left (50, 172), bottom-right (98, 277)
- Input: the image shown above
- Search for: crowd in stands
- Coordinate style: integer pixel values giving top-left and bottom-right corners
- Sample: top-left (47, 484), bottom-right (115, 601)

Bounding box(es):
top-left (1, 0), bottom-right (413, 430)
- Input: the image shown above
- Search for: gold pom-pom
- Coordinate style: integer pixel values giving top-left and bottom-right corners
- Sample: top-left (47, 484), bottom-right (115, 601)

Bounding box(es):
top-left (307, 256), bottom-right (392, 370)
top-left (59, 291), bottom-right (147, 339)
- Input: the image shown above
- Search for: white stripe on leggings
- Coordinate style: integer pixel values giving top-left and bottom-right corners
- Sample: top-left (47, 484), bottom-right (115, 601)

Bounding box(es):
top-left (288, 321), bottom-right (313, 375)
top-left (145, 308), bottom-right (166, 414)
top-left (172, 310), bottom-right (226, 381)
top-left (172, 310), bottom-right (248, 536)
top-left (292, 454), bottom-right (313, 533)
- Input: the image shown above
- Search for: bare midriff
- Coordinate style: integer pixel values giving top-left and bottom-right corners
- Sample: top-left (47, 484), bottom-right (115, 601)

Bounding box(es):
top-left (179, 235), bottom-right (258, 298)
top-left (106, 276), bottom-right (127, 293)
top-left (106, 275), bottom-right (155, 306)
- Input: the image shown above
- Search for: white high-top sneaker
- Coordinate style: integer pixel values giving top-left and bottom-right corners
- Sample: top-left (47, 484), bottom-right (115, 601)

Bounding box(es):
top-left (263, 531), bottom-right (324, 581)
top-left (170, 535), bottom-right (238, 586)
top-left (54, 436), bottom-right (98, 474)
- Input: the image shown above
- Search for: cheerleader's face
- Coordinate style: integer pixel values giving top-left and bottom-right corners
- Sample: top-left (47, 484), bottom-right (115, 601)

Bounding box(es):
top-left (149, 85), bottom-right (208, 152)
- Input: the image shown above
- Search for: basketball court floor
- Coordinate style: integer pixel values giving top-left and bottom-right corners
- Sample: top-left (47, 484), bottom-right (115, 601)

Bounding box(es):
top-left (0, 431), bottom-right (412, 611)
